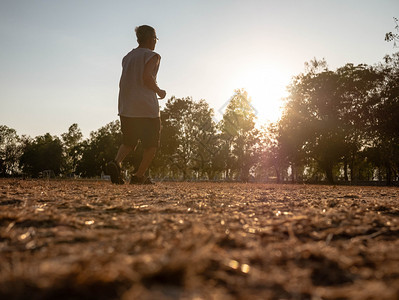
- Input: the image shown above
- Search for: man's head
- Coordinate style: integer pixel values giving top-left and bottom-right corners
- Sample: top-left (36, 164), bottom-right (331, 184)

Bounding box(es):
top-left (135, 25), bottom-right (158, 50)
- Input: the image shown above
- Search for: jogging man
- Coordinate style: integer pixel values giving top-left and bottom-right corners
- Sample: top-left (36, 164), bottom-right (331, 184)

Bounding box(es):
top-left (107, 25), bottom-right (166, 184)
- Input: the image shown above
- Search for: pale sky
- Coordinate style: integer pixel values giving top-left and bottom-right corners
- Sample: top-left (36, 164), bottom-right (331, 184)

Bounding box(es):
top-left (0, 0), bottom-right (398, 138)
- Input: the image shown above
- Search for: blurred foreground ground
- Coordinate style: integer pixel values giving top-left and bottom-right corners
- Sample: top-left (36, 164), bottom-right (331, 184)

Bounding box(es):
top-left (0, 179), bottom-right (399, 300)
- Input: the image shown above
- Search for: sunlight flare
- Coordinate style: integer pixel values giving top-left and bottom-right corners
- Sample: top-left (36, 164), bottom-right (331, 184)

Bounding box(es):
top-left (236, 65), bottom-right (291, 124)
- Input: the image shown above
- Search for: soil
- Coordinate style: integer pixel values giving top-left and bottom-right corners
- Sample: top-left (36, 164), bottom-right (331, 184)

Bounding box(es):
top-left (0, 179), bottom-right (399, 300)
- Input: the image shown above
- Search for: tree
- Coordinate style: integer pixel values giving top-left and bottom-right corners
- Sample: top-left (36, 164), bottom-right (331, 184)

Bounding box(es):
top-left (279, 58), bottom-right (387, 184)
top-left (0, 125), bottom-right (22, 176)
top-left (19, 133), bottom-right (63, 177)
top-left (385, 17), bottom-right (399, 47)
top-left (280, 64), bottom-right (344, 183)
top-left (189, 100), bottom-right (220, 180)
top-left (256, 124), bottom-right (288, 183)
top-left (335, 63), bottom-right (383, 182)
top-left (275, 59), bottom-right (328, 183)
top-left (154, 97), bottom-right (219, 180)
top-left (366, 53), bottom-right (399, 185)
top-left (220, 89), bottom-right (259, 182)
top-left (61, 123), bottom-right (83, 176)
top-left (76, 121), bottom-right (121, 177)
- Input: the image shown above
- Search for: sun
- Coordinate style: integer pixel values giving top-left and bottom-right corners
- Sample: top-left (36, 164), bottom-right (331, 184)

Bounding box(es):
top-left (236, 65), bottom-right (291, 125)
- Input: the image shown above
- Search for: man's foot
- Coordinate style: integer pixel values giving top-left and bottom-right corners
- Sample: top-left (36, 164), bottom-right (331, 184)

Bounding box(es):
top-left (106, 161), bottom-right (123, 184)
top-left (130, 175), bottom-right (155, 185)
top-left (143, 177), bottom-right (156, 185)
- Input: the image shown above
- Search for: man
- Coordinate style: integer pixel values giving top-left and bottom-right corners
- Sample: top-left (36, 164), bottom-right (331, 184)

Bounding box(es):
top-left (107, 25), bottom-right (166, 184)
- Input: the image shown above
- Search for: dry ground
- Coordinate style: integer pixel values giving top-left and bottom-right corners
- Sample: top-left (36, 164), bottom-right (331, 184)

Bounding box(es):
top-left (0, 179), bottom-right (399, 300)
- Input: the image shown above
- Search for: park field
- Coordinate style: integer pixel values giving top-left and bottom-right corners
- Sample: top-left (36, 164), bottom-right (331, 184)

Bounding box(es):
top-left (0, 179), bottom-right (399, 299)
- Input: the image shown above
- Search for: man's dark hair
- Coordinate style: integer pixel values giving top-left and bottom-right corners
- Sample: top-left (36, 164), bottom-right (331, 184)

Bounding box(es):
top-left (135, 25), bottom-right (156, 45)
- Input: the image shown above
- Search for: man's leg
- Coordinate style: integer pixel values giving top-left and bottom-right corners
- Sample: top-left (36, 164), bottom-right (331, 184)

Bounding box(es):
top-left (131, 141), bottom-right (144, 174)
top-left (130, 117), bottom-right (160, 184)
top-left (107, 144), bottom-right (135, 184)
top-left (115, 144), bottom-right (135, 166)
top-left (134, 146), bottom-right (157, 178)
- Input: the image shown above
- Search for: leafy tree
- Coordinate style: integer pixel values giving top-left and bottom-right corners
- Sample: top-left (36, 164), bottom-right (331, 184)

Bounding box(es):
top-left (385, 17), bottom-right (399, 47)
top-left (279, 62), bottom-right (343, 183)
top-left (0, 125), bottom-right (22, 176)
top-left (277, 106), bottom-right (309, 182)
top-left (150, 98), bottom-right (180, 179)
top-left (366, 53), bottom-right (399, 184)
top-left (274, 59), bottom-right (327, 182)
top-left (281, 61), bottom-right (344, 183)
top-left (279, 58), bottom-right (386, 184)
top-left (154, 97), bottom-right (218, 180)
top-left (76, 121), bottom-right (121, 177)
top-left (220, 89), bottom-right (259, 182)
top-left (61, 123), bottom-right (83, 176)
top-left (19, 133), bottom-right (63, 177)
top-left (256, 124), bottom-right (288, 183)
top-left (335, 63), bottom-right (383, 182)
top-left (189, 100), bottom-right (220, 179)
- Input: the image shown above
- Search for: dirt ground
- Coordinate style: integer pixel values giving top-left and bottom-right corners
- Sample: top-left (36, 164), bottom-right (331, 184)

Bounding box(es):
top-left (0, 179), bottom-right (398, 300)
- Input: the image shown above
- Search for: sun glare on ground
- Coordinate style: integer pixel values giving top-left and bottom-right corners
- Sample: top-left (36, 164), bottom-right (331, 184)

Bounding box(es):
top-left (236, 64), bottom-right (291, 125)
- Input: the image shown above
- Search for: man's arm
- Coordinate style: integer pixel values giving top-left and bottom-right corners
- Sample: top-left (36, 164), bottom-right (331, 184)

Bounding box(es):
top-left (143, 55), bottom-right (166, 99)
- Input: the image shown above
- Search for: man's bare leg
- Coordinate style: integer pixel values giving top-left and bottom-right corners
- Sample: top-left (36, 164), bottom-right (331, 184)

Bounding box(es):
top-left (107, 144), bottom-right (134, 184)
top-left (134, 147), bottom-right (157, 178)
top-left (115, 144), bottom-right (135, 166)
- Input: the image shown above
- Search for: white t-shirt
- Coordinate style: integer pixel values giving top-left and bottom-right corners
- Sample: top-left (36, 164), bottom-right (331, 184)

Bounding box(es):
top-left (118, 47), bottom-right (160, 118)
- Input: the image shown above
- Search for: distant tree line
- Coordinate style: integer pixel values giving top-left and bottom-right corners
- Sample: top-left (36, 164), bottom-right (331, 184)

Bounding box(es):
top-left (1, 53), bottom-right (398, 185)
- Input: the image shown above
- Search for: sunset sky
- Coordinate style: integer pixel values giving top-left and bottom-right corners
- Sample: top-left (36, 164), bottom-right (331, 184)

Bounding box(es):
top-left (0, 0), bottom-right (398, 138)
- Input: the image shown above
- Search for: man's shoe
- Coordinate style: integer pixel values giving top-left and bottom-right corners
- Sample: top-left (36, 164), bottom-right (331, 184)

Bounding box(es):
top-left (130, 175), bottom-right (155, 185)
top-left (143, 177), bottom-right (156, 185)
top-left (106, 161), bottom-right (123, 184)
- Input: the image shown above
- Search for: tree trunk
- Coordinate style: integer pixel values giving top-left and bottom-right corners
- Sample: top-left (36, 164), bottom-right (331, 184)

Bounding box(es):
top-left (325, 164), bottom-right (335, 184)
top-left (344, 158), bottom-right (349, 181)
top-left (274, 167), bottom-right (280, 183)
top-left (350, 162), bottom-right (354, 183)
top-left (241, 166), bottom-right (249, 182)
top-left (291, 163), bottom-right (295, 183)
top-left (386, 163), bottom-right (392, 186)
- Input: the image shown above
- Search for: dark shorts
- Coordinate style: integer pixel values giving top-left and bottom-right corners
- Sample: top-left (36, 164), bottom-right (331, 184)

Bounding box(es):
top-left (120, 116), bottom-right (161, 149)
